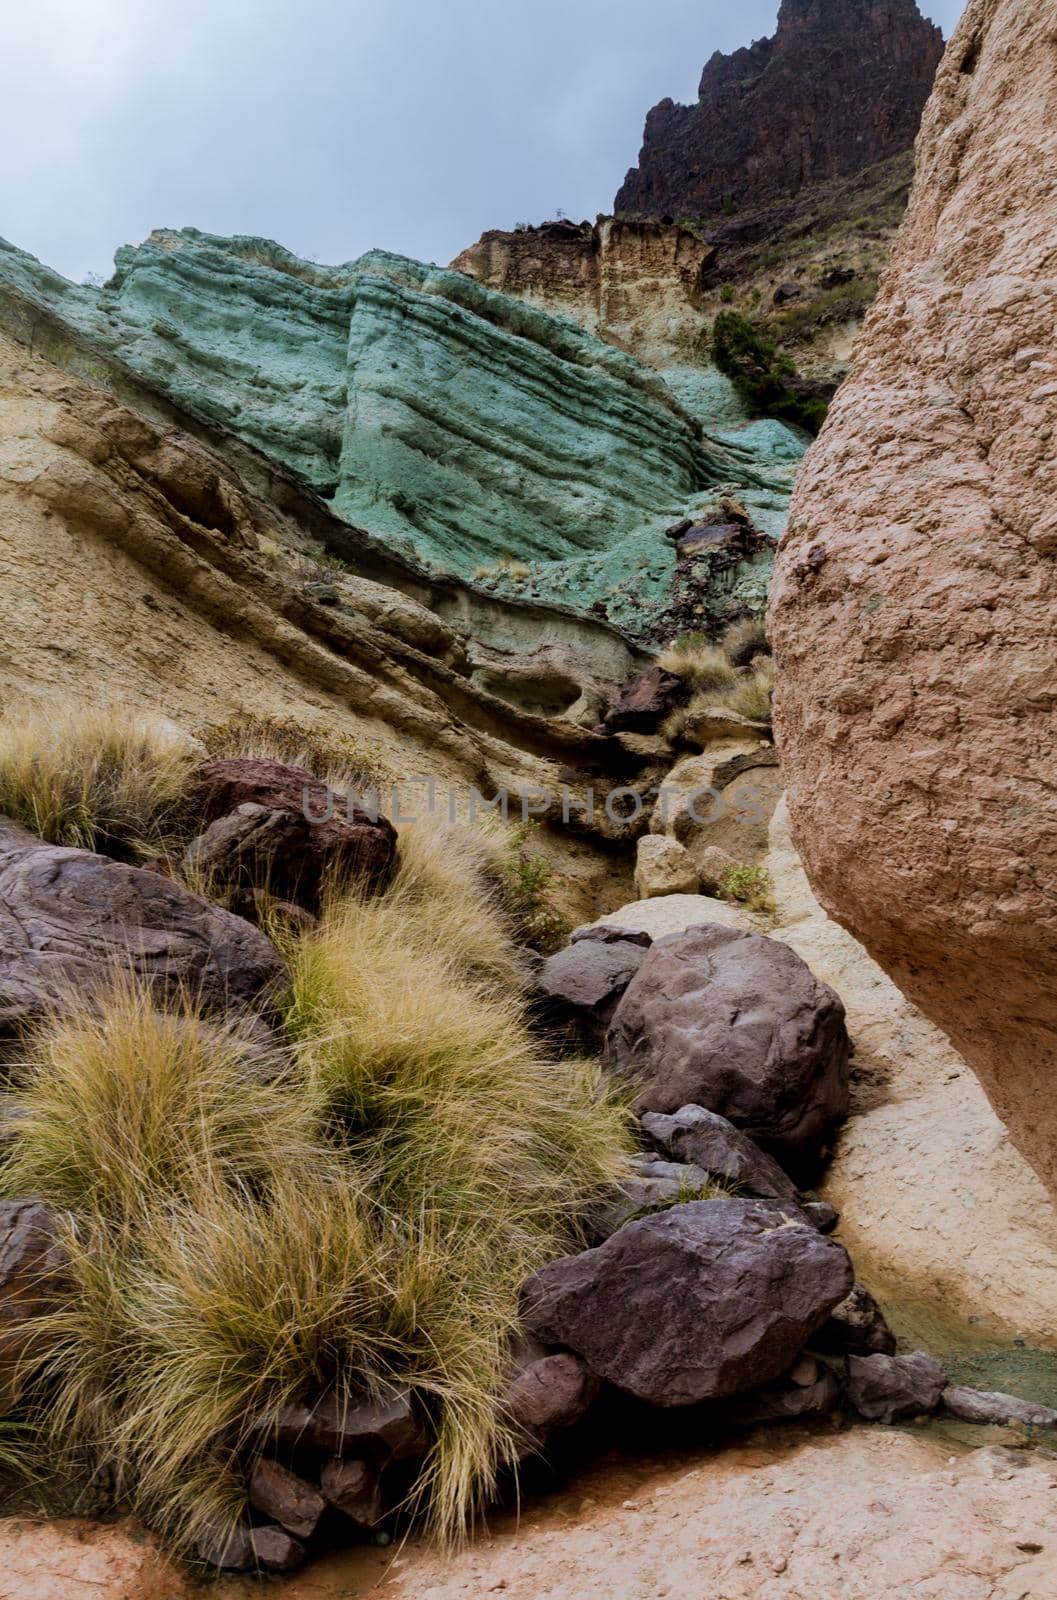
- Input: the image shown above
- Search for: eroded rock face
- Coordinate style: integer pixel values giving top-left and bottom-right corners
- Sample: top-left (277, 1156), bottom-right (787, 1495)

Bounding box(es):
top-left (615, 0), bottom-right (943, 220)
top-left (0, 820), bottom-right (285, 1049)
top-left (770, 0), bottom-right (1057, 1200)
top-left (522, 1198), bottom-right (853, 1406)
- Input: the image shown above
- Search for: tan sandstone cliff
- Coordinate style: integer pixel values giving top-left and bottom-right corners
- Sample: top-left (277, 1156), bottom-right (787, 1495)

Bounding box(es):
top-left (771, 0), bottom-right (1057, 1196)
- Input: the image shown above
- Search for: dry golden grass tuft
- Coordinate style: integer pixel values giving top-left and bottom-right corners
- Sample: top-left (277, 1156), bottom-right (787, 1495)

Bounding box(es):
top-left (0, 818), bottom-right (631, 1552)
top-left (0, 702), bottom-right (199, 862)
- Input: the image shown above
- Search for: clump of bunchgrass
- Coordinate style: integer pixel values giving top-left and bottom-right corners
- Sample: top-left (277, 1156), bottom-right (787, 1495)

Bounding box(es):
top-left (1, 817), bottom-right (632, 1553)
top-left (198, 712), bottom-right (392, 798)
top-left (281, 877), bottom-right (631, 1533)
top-left (0, 702), bottom-right (198, 862)
top-left (657, 636), bottom-right (737, 696)
top-left (719, 655), bottom-right (775, 725)
top-left (721, 614), bottom-right (770, 668)
top-left (0, 978), bottom-right (318, 1230)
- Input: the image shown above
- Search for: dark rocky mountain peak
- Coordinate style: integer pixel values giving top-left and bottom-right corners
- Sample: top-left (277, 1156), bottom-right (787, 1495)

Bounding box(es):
top-left (615, 0), bottom-right (944, 221)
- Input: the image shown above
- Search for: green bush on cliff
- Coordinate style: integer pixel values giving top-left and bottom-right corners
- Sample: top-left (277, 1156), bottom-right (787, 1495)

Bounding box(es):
top-left (712, 310), bottom-right (828, 436)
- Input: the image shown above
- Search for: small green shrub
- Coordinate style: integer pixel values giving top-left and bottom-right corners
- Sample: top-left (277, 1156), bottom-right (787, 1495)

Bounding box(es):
top-left (718, 863), bottom-right (776, 915)
top-left (712, 310), bottom-right (828, 435)
top-left (719, 283), bottom-right (735, 303)
top-left (500, 823), bottom-right (571, 954)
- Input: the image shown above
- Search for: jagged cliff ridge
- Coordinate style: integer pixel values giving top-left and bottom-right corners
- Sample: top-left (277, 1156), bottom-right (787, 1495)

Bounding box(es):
top-left (603, 0), bottom-right (944, 393)
top-left (616, 0), bottom-right (943, 222)
top-left (0, 230), bottom-right (791, 634)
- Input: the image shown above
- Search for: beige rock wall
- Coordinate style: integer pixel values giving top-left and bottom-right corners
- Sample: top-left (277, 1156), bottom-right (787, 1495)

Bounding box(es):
top-left (452, 218), bottom-right (712, 366)
top-left (770, 0), bottom-right (1057, 1197)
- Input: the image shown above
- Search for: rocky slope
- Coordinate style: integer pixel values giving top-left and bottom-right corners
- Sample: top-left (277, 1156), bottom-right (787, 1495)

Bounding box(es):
top-left (771, 0), bottom-right (1057, 1199)
top-left (615, 0), bottom-right (943, 221)
top-left (0, 231), bottom-right (795, 634)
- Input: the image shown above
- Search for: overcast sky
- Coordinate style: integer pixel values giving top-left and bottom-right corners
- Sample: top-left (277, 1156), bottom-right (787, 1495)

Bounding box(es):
top-left (2, 0), bottom-right (965, 285)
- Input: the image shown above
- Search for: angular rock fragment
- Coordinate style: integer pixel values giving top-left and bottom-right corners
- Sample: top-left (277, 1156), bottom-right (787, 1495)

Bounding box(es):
top-left (569, 923), bottom-right (652, 948)
top-left (0, 1199), bottom-right (67, 1404)
top-left (811, 1283), bottom-right (896, 1358)
top-left (846, 1351), bottom-right (948, 1424)
top-left (603, 667), bottom-right (687, 735)
top-left (500, 1347), bottom-right (600, 1456)
top-left (248, 1457), bottom-right (325, 1540)
top-left (195, 1522), bottom-right (253, 1571)
top-left (522, 1198), bottom-right (853, 1406)
top-left (605, 924), bottom-right (850, 1165)
top-left (634, 836), bottom-right (699, 900)
top-left (641, 1104), bottom-right (800, 1203)
top-left (249, 1525), bottom-right (305, 1573)
top-left (320, 1458), bottom-right (384, 1526)
top-left (195, 758), bottom-right (397, 905)
top-left (536, 938), bottom-right (647, 1044)
top-left (259, 1390), bottom-right (426, 1466)
top-left (591, 1162), bottom-right (716, 1241)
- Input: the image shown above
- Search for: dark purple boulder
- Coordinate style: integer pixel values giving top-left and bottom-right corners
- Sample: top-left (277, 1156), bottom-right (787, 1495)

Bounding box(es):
top-left (522, 1198), bottom-right (853, 1407)
top-left (604, 924), bottom-right (850, 1166)
top-left (0, 819), bottom-right (285, 1052)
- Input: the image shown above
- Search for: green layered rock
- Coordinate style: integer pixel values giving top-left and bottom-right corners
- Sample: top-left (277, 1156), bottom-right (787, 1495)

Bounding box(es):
top-left (0, 229), bottom-right (805, 632)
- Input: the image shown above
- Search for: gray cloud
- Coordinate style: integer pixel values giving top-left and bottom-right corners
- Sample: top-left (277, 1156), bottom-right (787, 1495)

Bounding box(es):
top-left (2, 0), bottom-right (966, 285)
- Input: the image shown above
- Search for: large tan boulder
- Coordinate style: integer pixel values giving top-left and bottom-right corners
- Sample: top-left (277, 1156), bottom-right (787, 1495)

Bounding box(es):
top-left (770, 1), bottom-right (1057, 1198)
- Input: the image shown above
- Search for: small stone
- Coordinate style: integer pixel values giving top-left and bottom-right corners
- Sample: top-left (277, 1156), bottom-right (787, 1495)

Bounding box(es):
top-left (811, 1284), bottom-right (897, 1357)
top-left (320, 1457), bottom-right (384, 1526)
top-left (694, 844), bottom-right (740, 896)
top-left (942, 1386), bottom-right (1057, 1429)
top-left (248, 1457), bottom-right (325, 1539)
top-left (249, 1525), bottom-right (305, 1573)
top-left (194, 1522), bottom-right (253, 1570)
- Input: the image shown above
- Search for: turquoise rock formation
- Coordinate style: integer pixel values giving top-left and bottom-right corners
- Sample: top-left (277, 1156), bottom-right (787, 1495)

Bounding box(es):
top-left (0, 229), bottom-right (805, 634)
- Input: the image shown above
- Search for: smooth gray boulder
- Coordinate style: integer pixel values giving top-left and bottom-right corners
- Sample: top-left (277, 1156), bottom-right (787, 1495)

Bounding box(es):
top-left (846, 1351), bottom-right (948, 1423)
top-left (604, 924), bottom-right (850, 1165)
top-left (521, 1198), bottom-right (853, 1407)
top-left (941, 1386), bottom-right (1057, 1429)
top-left (0, 818), bottom-right (284, 1050)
